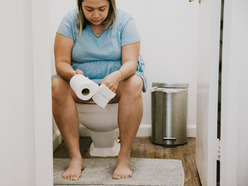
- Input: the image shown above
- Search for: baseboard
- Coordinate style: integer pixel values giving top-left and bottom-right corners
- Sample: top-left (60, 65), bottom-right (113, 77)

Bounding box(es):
top-left (53, 130), bottom-right (63, 152)
top-left (136, 123), bottom-right (152, 137)
top-left (79, 123), bottom-right (197, 138)
top-left (187, 124), bottom-right (196, 137)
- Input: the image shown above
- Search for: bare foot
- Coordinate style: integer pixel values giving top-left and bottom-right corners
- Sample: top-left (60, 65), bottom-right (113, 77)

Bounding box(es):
top-left (112, 156), bottom-right (133, 179)
top-left (62, 158), bottom-right (85, 181)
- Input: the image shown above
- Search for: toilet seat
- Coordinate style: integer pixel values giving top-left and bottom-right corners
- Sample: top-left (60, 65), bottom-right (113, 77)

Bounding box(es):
top-left (76, 102), bottom-right (118, 113)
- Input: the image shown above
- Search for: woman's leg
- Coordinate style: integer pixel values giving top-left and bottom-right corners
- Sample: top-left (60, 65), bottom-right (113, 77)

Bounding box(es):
top-left (112, 75), bottom-right (143, 179)
top-left (52, 77), bottom-right (84, 181)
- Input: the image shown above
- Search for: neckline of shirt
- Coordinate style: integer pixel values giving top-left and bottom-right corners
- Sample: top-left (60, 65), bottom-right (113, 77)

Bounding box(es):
top-left (87, 25), bottom-right (106, 38)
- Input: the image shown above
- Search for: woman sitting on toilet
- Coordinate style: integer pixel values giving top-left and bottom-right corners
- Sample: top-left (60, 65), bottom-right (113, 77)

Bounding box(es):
top-left (52, 0), bottom-right (147, 181)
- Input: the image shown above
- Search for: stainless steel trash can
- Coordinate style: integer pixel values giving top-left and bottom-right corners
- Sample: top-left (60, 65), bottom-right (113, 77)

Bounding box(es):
top-left (151, 83), bottom-right (188, 146)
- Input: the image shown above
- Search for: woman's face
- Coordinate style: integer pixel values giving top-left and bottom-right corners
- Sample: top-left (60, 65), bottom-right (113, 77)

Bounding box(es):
top-left (82, 0), bottom-right (110, 26)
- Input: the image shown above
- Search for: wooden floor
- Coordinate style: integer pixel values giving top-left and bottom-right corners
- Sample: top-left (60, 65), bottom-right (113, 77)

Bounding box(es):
top-left (54, 137), bottom-right (201, 186)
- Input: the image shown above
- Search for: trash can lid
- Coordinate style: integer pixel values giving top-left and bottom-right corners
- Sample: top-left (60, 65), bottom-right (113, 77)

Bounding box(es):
top-left (152, 82), bottom-right (189, 89)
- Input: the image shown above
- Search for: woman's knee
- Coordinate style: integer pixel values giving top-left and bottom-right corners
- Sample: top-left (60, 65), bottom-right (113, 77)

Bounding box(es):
top-left (52, 77), bottom-right (69, 100)
top-left (119, 75), bottom-right (143, 98)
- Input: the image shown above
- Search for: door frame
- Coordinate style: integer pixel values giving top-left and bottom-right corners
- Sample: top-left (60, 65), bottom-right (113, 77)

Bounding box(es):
top-left (220, 0), bottom-right (240, 185)
top-left (196, 0), bottom-right (222, 185)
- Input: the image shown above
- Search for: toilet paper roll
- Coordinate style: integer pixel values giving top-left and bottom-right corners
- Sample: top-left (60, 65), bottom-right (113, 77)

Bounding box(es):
top-left (70, 74), bottom-right (99, 100)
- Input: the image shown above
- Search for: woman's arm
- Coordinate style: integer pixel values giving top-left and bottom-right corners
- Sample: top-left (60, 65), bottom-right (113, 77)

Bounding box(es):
top-left (119, 42), bottom-right (140, 80)
top-left (54, 33), bottom-right (82, 80)
top-left (101, 42), bottom-right (140, 92)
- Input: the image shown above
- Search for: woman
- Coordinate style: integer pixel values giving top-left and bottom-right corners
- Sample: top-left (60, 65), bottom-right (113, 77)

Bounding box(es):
top-left (52, 0), bottom-right (147, 181)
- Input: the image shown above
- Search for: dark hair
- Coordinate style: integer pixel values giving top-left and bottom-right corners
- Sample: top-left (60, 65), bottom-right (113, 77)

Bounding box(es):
top-left (77, 0), bottom-right (116, 36)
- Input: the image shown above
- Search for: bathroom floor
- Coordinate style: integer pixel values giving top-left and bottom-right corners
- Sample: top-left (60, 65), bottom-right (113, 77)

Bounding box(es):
top-left (53, 137), bottom-right (201, 186)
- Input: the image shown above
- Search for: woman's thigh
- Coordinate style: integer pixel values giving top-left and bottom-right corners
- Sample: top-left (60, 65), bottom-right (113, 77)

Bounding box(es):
top-left (52, 75), bottom-right (142, 104)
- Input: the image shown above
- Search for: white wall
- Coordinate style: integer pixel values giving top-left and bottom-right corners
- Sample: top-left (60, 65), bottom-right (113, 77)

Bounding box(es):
top-left (50, 0), bottom-right (199, 138)
top-left (0, 1), bottom-right (34, 185)
top-left (0, 0), bottom-right (53, 186)
top-left (116, 0), bottom-right (199, 136)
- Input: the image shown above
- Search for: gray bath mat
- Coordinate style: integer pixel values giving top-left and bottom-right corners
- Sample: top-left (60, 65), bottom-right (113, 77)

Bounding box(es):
top-left (53, 158), bottom-right (184, 186)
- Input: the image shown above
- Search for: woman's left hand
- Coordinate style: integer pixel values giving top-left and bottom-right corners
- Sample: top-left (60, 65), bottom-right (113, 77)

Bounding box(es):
top-left (101, 71), bottom-right (122, 93)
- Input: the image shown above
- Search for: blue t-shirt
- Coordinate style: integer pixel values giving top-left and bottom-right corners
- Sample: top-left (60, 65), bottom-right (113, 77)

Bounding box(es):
top-left (57, 9), bottom-right (147, 92)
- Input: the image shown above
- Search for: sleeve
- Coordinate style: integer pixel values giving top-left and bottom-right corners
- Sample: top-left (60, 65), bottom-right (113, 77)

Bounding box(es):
top-left (57, 10), bottom-right (77, 41)
top-left (121, 15), bottom-right (141, 46)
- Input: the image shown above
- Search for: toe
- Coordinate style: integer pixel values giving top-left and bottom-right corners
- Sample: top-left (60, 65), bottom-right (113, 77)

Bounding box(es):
top-left (64, 174), bottom-right (68, 180)
top-left (72, 173), bottom-right (80, 181)
top-left (113, 173), bottom-right (119, 180)
top-left (68, 174), bottom-right (72, 181)
top-left (69, 173), bottom-right (75, 181)
top-left (72, 175), bottom-right (79, 181)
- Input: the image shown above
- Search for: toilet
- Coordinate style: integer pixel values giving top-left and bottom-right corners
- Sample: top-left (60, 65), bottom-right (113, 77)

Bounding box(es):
top-left (76, 102), bottom-right (120, 157)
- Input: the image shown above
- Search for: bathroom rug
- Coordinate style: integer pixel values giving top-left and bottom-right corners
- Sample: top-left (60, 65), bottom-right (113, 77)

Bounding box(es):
top-left (53, 158), bottom-right (184, 186)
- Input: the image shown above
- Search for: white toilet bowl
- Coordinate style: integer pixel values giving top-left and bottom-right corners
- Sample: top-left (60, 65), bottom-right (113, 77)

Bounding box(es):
top-left (76, 102), bottom-right (120, 157)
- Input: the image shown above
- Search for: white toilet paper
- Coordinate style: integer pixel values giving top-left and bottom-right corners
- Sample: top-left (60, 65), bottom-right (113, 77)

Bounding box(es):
top-left (70, 74), bottom-right (99, 100)
top-left (92, 84), bottom-right (116, 108)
